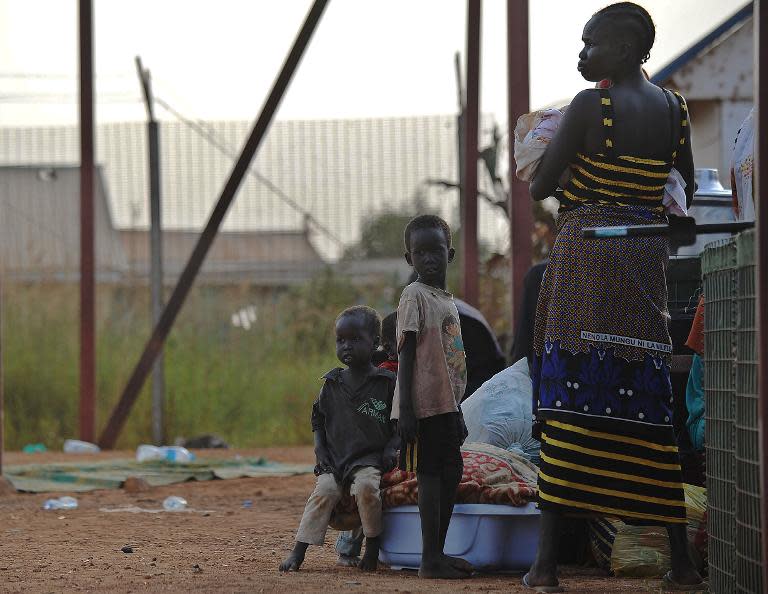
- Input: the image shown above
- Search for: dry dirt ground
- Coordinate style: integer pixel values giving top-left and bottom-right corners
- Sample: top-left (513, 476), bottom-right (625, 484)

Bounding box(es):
top-left (0, 447), bottom-right (668, 593)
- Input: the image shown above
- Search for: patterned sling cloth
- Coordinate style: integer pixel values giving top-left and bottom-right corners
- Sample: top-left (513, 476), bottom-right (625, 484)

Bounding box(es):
top-left (532, 88), bottom-right (689, 525)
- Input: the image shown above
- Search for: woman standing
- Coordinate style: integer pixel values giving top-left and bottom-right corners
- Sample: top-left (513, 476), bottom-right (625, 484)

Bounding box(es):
top-left (524, 3), bottom-right (704, 592)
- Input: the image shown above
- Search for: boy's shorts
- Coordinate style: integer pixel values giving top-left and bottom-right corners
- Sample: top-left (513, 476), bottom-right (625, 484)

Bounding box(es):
top-left (399, 412), bottom-right (464, 480)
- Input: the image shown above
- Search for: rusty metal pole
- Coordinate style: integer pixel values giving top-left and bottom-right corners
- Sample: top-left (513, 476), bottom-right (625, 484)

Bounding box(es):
top-left (462, 0), bottom-right (481, 307)
top-left (98, 0), bottom-right (330, 449)
top-left (0, 275), bottom-right (4, 475)
top-left (755, 0), bottom-right (768, 585)
top-left (135, 56), bottom-right (166, 445)
top-left (79, 0), bottom-right (96, 442)
top-left (506, 0), bottom-right (532, 333)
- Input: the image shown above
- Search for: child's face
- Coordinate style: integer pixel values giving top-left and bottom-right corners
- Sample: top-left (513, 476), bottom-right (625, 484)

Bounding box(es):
top-left (335, 314), bottom-right (378, 369)
top-left (381, 337), bottom-right (397, 361)
top-left (406, 227), bottom-right (454, 288)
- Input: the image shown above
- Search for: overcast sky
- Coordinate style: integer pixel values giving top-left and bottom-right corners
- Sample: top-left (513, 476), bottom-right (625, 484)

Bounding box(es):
top-left (0, 0), bottom-right (749, 127)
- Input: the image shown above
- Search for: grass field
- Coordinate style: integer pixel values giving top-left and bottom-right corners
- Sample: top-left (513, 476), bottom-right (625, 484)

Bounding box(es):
top-left (2, 270), bottom-right (399, 450)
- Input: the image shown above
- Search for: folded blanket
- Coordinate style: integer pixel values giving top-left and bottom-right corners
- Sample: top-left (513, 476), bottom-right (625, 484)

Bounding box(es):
top-left (329, 442), bottom-right (538, 530)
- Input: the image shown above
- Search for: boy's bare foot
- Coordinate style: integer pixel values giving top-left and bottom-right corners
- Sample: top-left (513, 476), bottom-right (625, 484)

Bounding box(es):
top-left (444, 555), bottom-right (473, 574)
top-left (336, 554), bottom-right (360, 567)
top-left (279, 542), bottom-right (309, 572)
top-left (418, 558), bottom-right (471, 579)
top-left (357, 536), bottom-right (380, 571)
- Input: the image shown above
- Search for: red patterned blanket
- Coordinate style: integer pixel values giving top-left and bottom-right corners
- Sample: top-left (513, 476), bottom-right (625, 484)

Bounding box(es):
top-left (329, 443), bottom-right (537, 530)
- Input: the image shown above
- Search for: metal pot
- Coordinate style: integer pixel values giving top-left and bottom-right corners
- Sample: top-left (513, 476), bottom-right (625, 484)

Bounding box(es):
top-left (673, 168), bottom-right (735, 256)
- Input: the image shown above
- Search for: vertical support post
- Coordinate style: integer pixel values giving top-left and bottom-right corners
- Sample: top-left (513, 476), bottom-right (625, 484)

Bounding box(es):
top-left (455, 53), bottom-right (466, 280)
top-left (98, 0), bottom-right (330, 449)
top-left (462, 0), bottom-right (481, 307)
top-left (0, 275), bottom-right (4, 475)
top-left (755, 0), bottom-right (768, 585)
top-left (506, 0), bottom-right (532, 333)
top-left (148, 120), bottom-right (165, 445)
top-left (79, 0), bottom-right (96, 442)
top-left (136, 57), bottom-right (166, 445)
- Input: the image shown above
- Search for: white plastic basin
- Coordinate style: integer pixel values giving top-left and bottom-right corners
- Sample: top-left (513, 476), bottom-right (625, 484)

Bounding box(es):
top-left (378, 502), bottom-right (540, 571)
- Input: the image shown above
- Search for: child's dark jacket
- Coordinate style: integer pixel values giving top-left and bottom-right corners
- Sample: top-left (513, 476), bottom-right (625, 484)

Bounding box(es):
top-left (311, 366), bottom-right (396, 484)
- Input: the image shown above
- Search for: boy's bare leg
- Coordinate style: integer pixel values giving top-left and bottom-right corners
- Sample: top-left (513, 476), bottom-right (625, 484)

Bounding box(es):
top-left (438, 467), bottom-right (473, 574)
top-left (279, 542), bottom-right (309, 572)
top-left (358, 536), bottom-right (380, 571)
top-left (417, 473), bottom-right (468, 579)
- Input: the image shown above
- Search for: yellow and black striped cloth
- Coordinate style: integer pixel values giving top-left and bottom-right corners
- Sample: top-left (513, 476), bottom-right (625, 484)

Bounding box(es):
top-left (399, 440), bottom-right (418, 473)
top-left (538, 419), bottom-right (687, 525)
top-left (559, 88), bottom-right (688, 213)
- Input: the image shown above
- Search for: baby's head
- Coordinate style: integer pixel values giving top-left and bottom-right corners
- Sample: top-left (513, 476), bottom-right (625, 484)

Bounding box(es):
top-left (334, 306), bottom-right (381, 369)
top-left (380, 312), bottom-right (398, 361)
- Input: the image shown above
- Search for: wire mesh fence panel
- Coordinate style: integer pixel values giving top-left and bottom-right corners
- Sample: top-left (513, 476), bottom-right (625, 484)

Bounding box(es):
top-left (734, 229), bottom-right (761, 594)
top-left (701, 237), bottom-right (738, 594)
top-left (0, 112), bottom-right (511, 448)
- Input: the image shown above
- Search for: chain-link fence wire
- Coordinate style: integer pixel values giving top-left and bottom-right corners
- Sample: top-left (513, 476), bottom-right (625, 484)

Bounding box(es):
top-left (0, 112), bottom-right (510, 448)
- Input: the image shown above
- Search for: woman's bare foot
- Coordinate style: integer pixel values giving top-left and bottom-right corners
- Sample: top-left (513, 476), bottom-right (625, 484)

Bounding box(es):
top-left (522, 567), bottom-right (562, 592)
top-left (418, 558), bottom-right (471, 579)
top-left (663, 569), bottom-right (705, 590)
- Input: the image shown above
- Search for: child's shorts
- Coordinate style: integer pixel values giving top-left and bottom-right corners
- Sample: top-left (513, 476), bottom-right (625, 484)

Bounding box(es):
top-left (399, 412), bottom-right (463, 480)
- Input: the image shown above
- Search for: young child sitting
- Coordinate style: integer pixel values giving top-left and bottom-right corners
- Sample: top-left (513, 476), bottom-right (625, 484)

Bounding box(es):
top-left (395, 215), bottom-right (473, 579)
top-left (335, 311), bottom-right (399, 566)
top-left (279, 306), bottom-right (400, 573)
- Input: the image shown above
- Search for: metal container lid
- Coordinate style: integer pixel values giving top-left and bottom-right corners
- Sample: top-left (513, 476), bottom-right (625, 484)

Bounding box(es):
top-left (694, 168), bottom-right (731, 199)
top-left (674, 168), bottom-right (735, 256)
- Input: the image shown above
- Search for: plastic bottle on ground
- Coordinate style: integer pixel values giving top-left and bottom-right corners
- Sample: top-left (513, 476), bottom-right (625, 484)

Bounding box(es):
top-left (136, 445), bottom-right (165, 462)
top-left (42, 496), bottom-right (79, 510)
top-left (136, 445), bottom-right (196, 463)
top-left (63, 439), bottom-right (101, 454)
top-left (162, 496), bottom-right (188, 511)
top-left (161, 446), bottom-right (195, 463)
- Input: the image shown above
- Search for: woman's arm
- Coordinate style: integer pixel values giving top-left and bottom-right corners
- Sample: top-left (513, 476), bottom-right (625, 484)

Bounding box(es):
top-left (675, 95), bottom-right (695, 208)
top-left (529, 90), bottom-right (593, 201)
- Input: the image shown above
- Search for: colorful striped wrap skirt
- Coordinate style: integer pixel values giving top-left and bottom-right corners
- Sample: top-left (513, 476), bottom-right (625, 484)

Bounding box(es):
top-left (532, 204), bottom-right (686, 525)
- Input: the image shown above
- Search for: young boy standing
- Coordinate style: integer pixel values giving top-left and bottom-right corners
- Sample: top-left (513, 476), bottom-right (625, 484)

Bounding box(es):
top-left (394, 215), bottom-right (472, 579)
top-left (279, 306), bottom-right (399, 573)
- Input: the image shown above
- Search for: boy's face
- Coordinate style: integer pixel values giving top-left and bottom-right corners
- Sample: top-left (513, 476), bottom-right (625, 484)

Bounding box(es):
top-left (381, 337), bottom-right (397, 361)
top-left (335, 314), bottom-right (378, 369)
top-left (405, 227), bottom-right (454, 288)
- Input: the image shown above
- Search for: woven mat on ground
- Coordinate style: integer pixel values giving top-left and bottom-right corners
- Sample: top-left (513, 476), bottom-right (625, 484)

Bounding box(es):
top-left (330, 442), bottom-right (538, 529)
top-left (4, 458), bottom-right (314, 493)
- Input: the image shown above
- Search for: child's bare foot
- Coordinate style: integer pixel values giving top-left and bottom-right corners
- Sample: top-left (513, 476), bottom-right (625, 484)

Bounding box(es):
top-left (357, 553), bottom-right (378, 571)
top-left (357, 536), bottom-right (380, 572)
top-left (336, 554), bottom-right (360, 567)
top-left (418, 558), bottom-right (471, 579)
top-left (444, 555), bottom-right (473, 574)
top-left (279, 542), bottom-right (308, 572)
